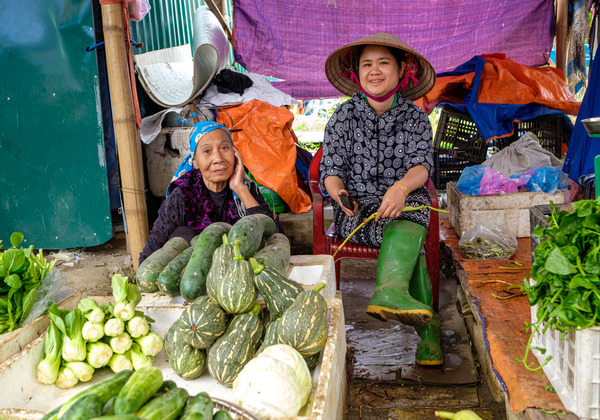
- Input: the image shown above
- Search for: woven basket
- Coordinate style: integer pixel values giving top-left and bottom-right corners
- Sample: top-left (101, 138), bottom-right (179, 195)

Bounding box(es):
top-left (212, 397), bottom-right (259, 420)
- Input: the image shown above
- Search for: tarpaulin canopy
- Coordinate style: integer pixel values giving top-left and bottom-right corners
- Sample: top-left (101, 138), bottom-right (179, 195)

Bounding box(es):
top-left (233, 0), bottom-right (556, 100)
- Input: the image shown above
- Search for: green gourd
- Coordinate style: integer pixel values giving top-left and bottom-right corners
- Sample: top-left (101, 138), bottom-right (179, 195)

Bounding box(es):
top-left (251, 258), bottom-right (304, 319)
top-left (157, 235), bottom-right (199, 295)
top-left (180, 222), bottom-right (232, 301)
top-left (228, 214), bottom-right (276, 259)
top-left (215, 240), bottom-right (257, 314)
top-left (179, 296), bottom-right (227, 349)
top-left (206, 307), bottom-right (262, 387)
top-left (206, 234), bottom-right (234, 302)
top-left (277, 283), bottom-right (328, 357)
top-left (168, 342), bottom-right (206, 379)
top-left (136, 237), bottom-right (190, 293)
top-left (251, 232), bottom-right (291, 274)
top-left (256, 319), bottom-right (281, 355)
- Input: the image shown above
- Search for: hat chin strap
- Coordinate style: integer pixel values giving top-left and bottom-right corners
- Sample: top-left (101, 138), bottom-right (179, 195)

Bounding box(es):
top-left (349, 72), bottom-right (401, 103)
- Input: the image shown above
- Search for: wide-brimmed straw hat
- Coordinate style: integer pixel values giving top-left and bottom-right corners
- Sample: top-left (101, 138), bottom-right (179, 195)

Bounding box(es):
top-left (325, 32), bottom-right (435, 101)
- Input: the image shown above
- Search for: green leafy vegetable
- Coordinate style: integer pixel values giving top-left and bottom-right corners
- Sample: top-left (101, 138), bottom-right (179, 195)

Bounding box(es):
top-left (0, 232), bottom-right (56, 333)
top-left (517, 199), bottom-right (600, 374)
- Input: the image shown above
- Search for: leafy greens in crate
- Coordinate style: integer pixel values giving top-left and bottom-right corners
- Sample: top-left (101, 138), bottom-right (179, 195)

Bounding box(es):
top-left (519, 198), bottom-right (600, 373)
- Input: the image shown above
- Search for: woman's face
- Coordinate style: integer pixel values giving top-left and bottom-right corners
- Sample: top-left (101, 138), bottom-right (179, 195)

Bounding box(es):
top-left (358, 45), bottom-right (406, 99)
top-left (192, 128), bottom-right (235, 192)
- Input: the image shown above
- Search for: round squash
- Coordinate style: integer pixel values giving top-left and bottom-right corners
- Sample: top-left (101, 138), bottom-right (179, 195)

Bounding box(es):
top-left (179, 296), bottom-right (227, 349)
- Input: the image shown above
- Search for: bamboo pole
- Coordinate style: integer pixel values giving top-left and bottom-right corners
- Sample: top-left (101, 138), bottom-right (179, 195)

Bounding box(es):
top-left (101, 2), bottom-right (149, 270)
top-left (555, 0), bottom-right (568, 79)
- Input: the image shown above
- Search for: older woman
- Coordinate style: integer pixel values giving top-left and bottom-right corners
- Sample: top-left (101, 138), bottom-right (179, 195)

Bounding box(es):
top-left (321, 32), bottom-right (442, 365)
top-left (139, 121), bottom-right (278, 264)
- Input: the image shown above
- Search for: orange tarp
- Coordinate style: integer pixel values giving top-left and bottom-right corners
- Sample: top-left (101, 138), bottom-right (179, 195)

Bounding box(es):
top-left (216, 100), bottom-right (312, 214)
top-left (441, 219), bottom-right (570, 415)
top-left (416, 55), bottom-right (580, 117)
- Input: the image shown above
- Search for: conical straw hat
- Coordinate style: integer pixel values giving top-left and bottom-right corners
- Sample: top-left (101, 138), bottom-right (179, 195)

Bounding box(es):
top-left (325, 32), bottom-right (435, 101)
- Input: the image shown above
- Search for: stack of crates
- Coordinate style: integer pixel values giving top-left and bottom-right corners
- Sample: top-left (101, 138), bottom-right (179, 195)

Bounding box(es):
top-left (432, 105), bottom-right (569, 190)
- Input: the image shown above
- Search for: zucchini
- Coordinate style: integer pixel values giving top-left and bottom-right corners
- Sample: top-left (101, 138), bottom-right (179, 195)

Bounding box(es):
top-left (136, 237), bottom-right (190, 292)
top-left (228, 214), bottom-right (276, 259)
top-left (113, 366), bottom-right (164, 414)
top-left (60, 394), bottom-right (102, 420)
top-left (252, 232), bottom-right (291, 274)
top-left (212, 410), bottom-right (233, 420)
top-left (180, 392), bottom-right (213, 420)
top-left (206, 234), bottom-right (234, 302)
top-left (137, 386), bottom-right (189, 420)
top-left (56, 370), bottom-right (133, 418)
top-left (180, 222), bottom-right (232, 301)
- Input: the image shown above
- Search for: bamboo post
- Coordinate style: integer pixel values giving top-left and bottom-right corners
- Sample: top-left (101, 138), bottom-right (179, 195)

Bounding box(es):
top-left (204, 0), bottom-right (233, 44)
top-left (555, 0), bottom-right (568, 79)
top-left (101, 1), bottom-right (149, 270)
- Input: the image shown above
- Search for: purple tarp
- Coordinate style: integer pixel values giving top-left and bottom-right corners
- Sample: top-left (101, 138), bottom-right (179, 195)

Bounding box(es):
top-left (233, 0), bottom-right (555, 100)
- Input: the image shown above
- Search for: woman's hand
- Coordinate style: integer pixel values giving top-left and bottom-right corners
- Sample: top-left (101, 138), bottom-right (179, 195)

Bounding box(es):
top-left (228, 147), bottom-right (245, 194)
top-left (376, 183), bottom-right (407, 221)
top-left (336, 190), bottom-right (358, 218)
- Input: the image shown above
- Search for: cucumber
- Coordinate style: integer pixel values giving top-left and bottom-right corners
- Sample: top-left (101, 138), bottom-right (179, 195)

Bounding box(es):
top-left (60, 394), bottom-right (102, 420)
top-left (252, 233), bottom-right (291, 275)
top-left (137, 387), bottom-right (189, 420)
top-left (228, 214), bottom-right (276, 259)
top-left (180, 222), bottom-right (232, 301)
top-left (102, 396), bottom-right (116, 416)
top-left (56, 370), bottom-right (133, 418)
top-left (136, 237), bottom-right (190, 292)
top-left (114, 366), bottom-right (164, 414)
top-left (212, 409), bottom-right (233, 420)
top-left (179, 392), bottom-right (213, 420)
top-left (89, 416), bottom-right (142, 420)
top-left (152, 379), bottom-right (178, 397)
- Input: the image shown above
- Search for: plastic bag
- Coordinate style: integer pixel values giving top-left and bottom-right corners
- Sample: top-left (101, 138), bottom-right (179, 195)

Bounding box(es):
top-left (128, 0), bottom-right (151, 21)
top-left (459, 223), bottom-right (518, 260)
top-left (22, 267), bottom-right (74, 326)
top-left (484, 132), bottom-right (563, 177)
top-left (456, 165), bottom-right (486, 195)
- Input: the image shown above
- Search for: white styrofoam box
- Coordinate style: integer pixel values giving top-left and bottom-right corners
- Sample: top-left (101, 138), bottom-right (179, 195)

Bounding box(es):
top-left (144, 127), bottom-right (192, 197)
top-left (0, 298), bottom-right (346, 420)
top-left (530, 304), bottom-right (600, 420)
top-left (447, 181), bottom-right (565, 238)
top-left (0, 290), bottom-right (83, 365)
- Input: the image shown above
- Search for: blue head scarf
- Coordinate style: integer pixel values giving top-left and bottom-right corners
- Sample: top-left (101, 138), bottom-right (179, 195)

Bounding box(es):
top-left (171, 121), bottom-right (233, 184)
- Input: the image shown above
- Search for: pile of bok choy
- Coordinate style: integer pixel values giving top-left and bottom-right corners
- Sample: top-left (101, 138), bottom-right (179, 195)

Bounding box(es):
top-left (37, 274), bottom-right (163, 388)
top-left (0, 232), bottom-right (56, 334)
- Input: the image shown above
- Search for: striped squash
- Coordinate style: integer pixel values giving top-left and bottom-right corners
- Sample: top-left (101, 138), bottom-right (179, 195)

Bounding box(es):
top-left (215, 240), bottom-right (257, 314)
top-left (251, 259), bottom-right (304, 319)
top-left (256, 319), bottom-right (280, 355)
top-left (179, 296), bottom-right (227, 349)
top-left (277, 283), bottom-right (328, 357)
top-left (168, 342), bottom-right (206, 379)
top-left (226, 304), bottom-right (263, 349)
top-left (163, 319), bottom-right (185, 359)
top-left (206, 234), bottom-right (234, 302)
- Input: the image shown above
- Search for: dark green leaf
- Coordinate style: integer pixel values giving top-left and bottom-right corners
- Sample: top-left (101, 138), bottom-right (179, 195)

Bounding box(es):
top-left (544, 247), bottom-right (577, 275)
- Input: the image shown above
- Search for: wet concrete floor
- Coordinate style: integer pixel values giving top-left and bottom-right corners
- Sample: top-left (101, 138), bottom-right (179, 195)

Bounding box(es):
top-left (339, 255), bottom-right (507, 419)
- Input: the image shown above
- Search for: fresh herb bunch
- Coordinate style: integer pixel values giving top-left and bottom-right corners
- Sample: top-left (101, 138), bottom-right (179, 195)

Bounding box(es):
top-left (518, 199), bottom-right (600, 373)
top-left (0, 232), bottom-right (55, 334)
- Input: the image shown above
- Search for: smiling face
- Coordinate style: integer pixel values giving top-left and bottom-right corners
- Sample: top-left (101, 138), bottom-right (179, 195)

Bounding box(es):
top-left (192, 128), bottom-right (235, 192)
top-left (357, 45), bottom-right (406, 99)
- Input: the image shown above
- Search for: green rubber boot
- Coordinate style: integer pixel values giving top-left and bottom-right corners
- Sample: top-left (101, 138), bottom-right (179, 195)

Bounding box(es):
top-left (409, 255), bottom-right (443, 366)
top-left (366, 220), bottom-right (433, 327)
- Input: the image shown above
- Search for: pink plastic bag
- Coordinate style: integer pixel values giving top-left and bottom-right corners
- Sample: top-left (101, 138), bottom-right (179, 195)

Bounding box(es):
top-left (479, 166), bottom-right (519, 195)
top-left (128, 0), bottom-right (151, 21)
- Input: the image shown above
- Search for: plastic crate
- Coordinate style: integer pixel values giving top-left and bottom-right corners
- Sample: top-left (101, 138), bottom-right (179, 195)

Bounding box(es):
top-left (489, 114), bottom-right (568, 158)
top-left (433, 105), bottom-right (488, 164)
top-left (432, 153), bottom-right (479, 190)
top-left (530, 305), bottom-right (600, 420)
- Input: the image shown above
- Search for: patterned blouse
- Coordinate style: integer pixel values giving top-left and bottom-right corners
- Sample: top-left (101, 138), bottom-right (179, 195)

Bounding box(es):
top-left (319, 93), bottom-right (434, 247)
